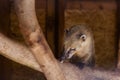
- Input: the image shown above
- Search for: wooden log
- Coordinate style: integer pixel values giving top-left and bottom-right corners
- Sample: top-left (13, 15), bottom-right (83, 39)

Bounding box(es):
top-left (14, 0), bottom-right (66, 80)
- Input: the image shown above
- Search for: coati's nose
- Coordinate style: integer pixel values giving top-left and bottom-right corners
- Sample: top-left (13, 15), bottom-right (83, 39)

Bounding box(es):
top-left (60, 48), bottom-right (76, 63)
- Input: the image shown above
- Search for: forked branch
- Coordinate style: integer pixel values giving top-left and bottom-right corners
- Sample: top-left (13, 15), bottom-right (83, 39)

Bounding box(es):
top-left (0, 32), bottom-right (120, 80)
top-left (14, 0), bottom-right (66, 80)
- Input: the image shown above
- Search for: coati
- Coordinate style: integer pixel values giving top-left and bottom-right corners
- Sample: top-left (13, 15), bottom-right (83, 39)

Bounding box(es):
top-left (60, 24), bottom-right (95, 69)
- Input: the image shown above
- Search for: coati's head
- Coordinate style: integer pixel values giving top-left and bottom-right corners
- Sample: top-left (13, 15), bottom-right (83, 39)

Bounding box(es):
top-left (60, 24), bottom-right (95, 68)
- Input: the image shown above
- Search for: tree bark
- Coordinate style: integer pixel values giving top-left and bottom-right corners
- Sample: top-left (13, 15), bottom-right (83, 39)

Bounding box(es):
top-left (0, 0), bottom-right (118, 80)
top-left (13, 0), bottom-right (66, 80)
top-left (0, 32), bottom-right (120, 80)
top-left (0, 32), bottom-right (41, 72)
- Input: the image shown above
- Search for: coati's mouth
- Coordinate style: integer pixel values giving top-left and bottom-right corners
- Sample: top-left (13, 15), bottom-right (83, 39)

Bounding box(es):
top-left (60, 48), bottom-right (76, 63)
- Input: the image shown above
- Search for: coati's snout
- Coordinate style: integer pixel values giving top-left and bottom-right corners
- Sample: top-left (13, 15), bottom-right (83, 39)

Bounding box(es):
top-left (60, 34), bottom-right (87, 63)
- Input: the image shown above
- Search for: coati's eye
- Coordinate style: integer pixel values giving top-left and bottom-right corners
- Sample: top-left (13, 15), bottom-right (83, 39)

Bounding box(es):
top-left (76, 33), bottom-right (83, 39)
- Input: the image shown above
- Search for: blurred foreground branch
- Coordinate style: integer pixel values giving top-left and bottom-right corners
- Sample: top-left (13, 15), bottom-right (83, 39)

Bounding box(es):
top-left (0, 32), bottom-right (120, 80)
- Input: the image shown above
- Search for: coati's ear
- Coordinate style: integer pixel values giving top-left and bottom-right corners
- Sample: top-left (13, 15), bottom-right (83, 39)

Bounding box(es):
top-left (64, 29), bottom-right (69, 37)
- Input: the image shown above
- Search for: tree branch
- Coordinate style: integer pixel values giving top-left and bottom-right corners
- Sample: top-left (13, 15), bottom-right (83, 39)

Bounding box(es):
top-left (0, 33), bottom-right (41, 72)
top-left (0, 0), bottom-right (117, 80)
top-left (0, 32), bottom-right (120, 80)
top-left (14, 0), bottom-right (66, 80)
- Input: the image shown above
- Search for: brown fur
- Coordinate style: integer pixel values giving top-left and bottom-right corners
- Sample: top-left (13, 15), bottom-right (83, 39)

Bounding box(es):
top-left (60, 24), bottom-right (95, 68)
